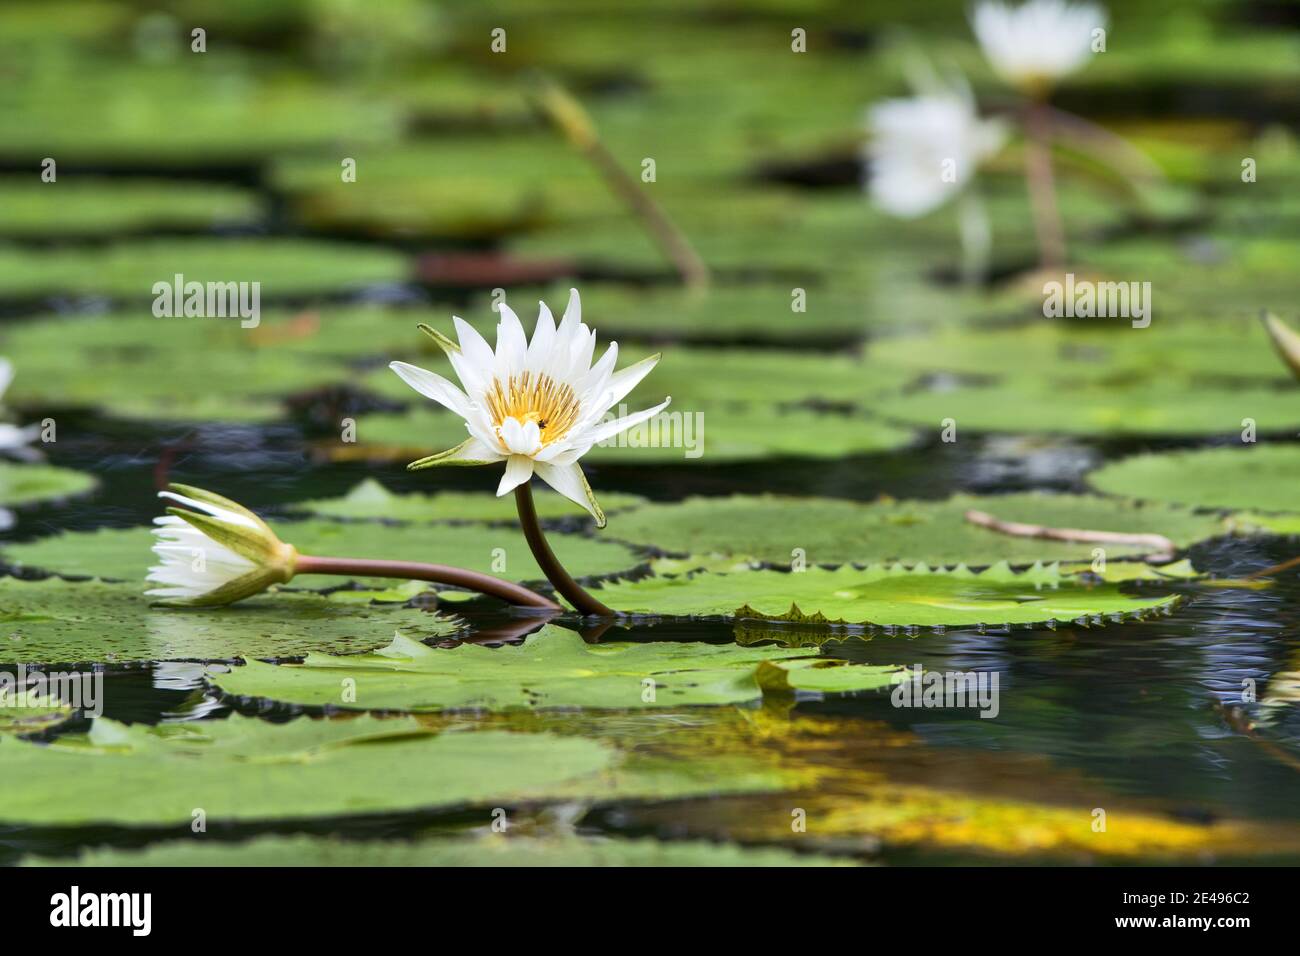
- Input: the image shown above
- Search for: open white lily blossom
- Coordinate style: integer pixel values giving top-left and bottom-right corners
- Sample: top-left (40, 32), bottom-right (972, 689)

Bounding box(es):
top-left (867, 90), bottom-right (1006, 218)
top-left (972, 0), bottom-right (1106, 92)
top-left (389, 289), bottom-right (670, 528)
top-left (146, 484), bottom-right (296, 607)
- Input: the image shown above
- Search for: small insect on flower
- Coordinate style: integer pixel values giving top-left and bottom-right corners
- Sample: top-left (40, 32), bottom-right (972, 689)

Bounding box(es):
top-left (146, 484), bottom-right (296, 607)
top-left (972, 0), bottom-right (1107, 94)
top-left (388, 288), bottom-right (670, 527)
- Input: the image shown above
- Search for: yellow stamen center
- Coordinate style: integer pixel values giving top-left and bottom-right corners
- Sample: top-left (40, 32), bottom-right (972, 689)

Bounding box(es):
top-left (485, 372), bottom-right (580, 448)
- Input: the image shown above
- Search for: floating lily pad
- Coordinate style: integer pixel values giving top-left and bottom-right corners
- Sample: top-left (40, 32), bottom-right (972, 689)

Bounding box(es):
top-left (869, 318), bottom-right (1289, 385)
top-left (0, 714), bottom-right (615, 827)
top-left (601, 493), bottom-right (1227, 566)
top-left (0, 177), bottom-right (263, 238)
top-left (0, 238), bottom-right (408, 301)
top-left (0, 577), bottom-right (462, 665)
top-left (23, 833), bottom-right (854, 867)
top-left (0, 462), bottom-right (96, 507)
top-left (210, 627), bottom-right (902, 712)
top-left (1, 519), bottom-right (643, 586)
top-left (590, 562), bottom-right (1179, 627)
top-left (474, 282), bottom-right (886, 344)
top-left (349, 405), bottom-right (914, 464)
top-left (364, 343), bottom-right (913, 409)
top-left (1089, 445), bottom-right (1300, 514)
top-left (296, 478), bottom-right (647, 524)
top-left (872, 380), bottom-right (1300, 437)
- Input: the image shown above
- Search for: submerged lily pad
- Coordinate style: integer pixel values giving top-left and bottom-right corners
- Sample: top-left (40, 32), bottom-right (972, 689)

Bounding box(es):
top-left (590, 562), bottom-right (1179, 627)
top-left (0, 463), bottom-right (96, 506)
top-left (1089, 445), bottom-right (1300, 514)
top-left (601, 493), bottom-right (1227, 567)
top-left (0, 714), bottom-right (615, 827)
top-left (296, 478), bottom-right (647, 523)
top-left (0, 697), bottom-right (75, 734)
top-left (210, 627), bottom-right (902, 712)
top-left (0, 578), bottom-right (462, 665)
top-left (23, 833), bottom-right (854, 867)
top-left (2, 518), bottom-right (642, 587)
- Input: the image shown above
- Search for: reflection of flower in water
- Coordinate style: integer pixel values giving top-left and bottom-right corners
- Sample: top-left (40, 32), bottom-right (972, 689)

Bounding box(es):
top-left (152, 661), bottom-right (226, 723)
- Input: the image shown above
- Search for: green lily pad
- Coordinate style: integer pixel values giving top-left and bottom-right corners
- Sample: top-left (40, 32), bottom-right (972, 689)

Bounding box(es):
top-left (0, 238), bottom-right (408, 301)
top-left (209, 627), bottom-right (902, 713)
top-left (872, 380), bottom-right (1300, 437)
top-left (0, 462), bottom-right (96, 506)
top-left (0, 697), bottom-right (75, 734)
top-left (1, 519), bottom-right (642, 586)
top-left (0, 714), bottom-right (615, 827)
top-left (1089, 445), bottom-right (1300, 514)
top-left (0, 577), bottom-right (463, 665)
top-left (22, 833), bottom-right (855, 867)
top-left (0, 177), bottom-right (263, 238)
top-left (364, 343), bottom-right (913, 409)
top-left (296, 478), bottom-right (647, 523)
top-left (350, 405), bottom-right (914, 464)
top-left (601, 493), bottom-right (1227, 567)
top-left (868, 318), bottom-right (1289, 385)
top-left (590, 562), bottom-right (1180, 627)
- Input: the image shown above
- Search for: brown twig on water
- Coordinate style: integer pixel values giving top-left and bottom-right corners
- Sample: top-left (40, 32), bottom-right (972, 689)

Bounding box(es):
top-left (514, 481), bottom-right (615, 618)
top-left (963, 509), bottom-right (1175, 561)
top-left (528, 77), bottom-right (710, 290)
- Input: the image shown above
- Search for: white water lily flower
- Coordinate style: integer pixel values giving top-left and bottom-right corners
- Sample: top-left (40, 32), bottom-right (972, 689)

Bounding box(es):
top-left (0, 358), bottom-right (39, 453)
top-left (146, 484), bottom-right (296, 607)
top-left (972, 0), bottom-right (1106, 92)
top-left (867, 91), bottom-right (1006, 218)
top-left (389, 289), bottom-right (669, 527)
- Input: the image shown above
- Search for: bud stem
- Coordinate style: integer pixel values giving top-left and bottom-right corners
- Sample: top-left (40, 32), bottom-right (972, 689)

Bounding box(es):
top-left (293, 555), bottom-right (560, 611)
top-left (514, 482), bottom-right (616, 618)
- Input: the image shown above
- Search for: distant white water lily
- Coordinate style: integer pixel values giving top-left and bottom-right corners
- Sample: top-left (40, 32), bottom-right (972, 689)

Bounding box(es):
top-left (867, 90), bottom-right (1006, 218)
top-left (146, 485), bottom-right (295, 607)
top-left (972, 0), bottom-right (1106, 93)
top-left (389, 289), bottom-right (670, 527)
top-left (0, 358), bottom-right (39, 454)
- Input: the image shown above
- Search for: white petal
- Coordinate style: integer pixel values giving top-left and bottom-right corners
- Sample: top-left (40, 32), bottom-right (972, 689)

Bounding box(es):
top-left (592, 352), bottom-right (659, 411)
top-left (526, 300), bottom-right (557, 372)
top-left (496, 455), bottom-right (535, 496)
top-left (586, 397), bottom-right (671, 444)
top-left (534, 460), bottom-right (604, 525)
top-left (389, 362), bottom-right (472, 417)
top-left (0, 358), bottom-right (13, 401)
top-left (453, 316), bottom-right (496, 372)
top-left (495, 303), bottom-right (528, 377)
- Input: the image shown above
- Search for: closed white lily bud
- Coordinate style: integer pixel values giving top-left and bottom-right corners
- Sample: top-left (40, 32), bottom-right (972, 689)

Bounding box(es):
top-left (145, 484), bottom-right (296, 607)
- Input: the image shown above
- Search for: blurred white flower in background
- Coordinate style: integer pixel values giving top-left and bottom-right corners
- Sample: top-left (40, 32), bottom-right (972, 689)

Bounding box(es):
top-left (972, 0), bottom-right (1107, 93)
top-left (0, 358), bottom-right (40, 455)
top-left (867, 89), bottom-right (1006, 218)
